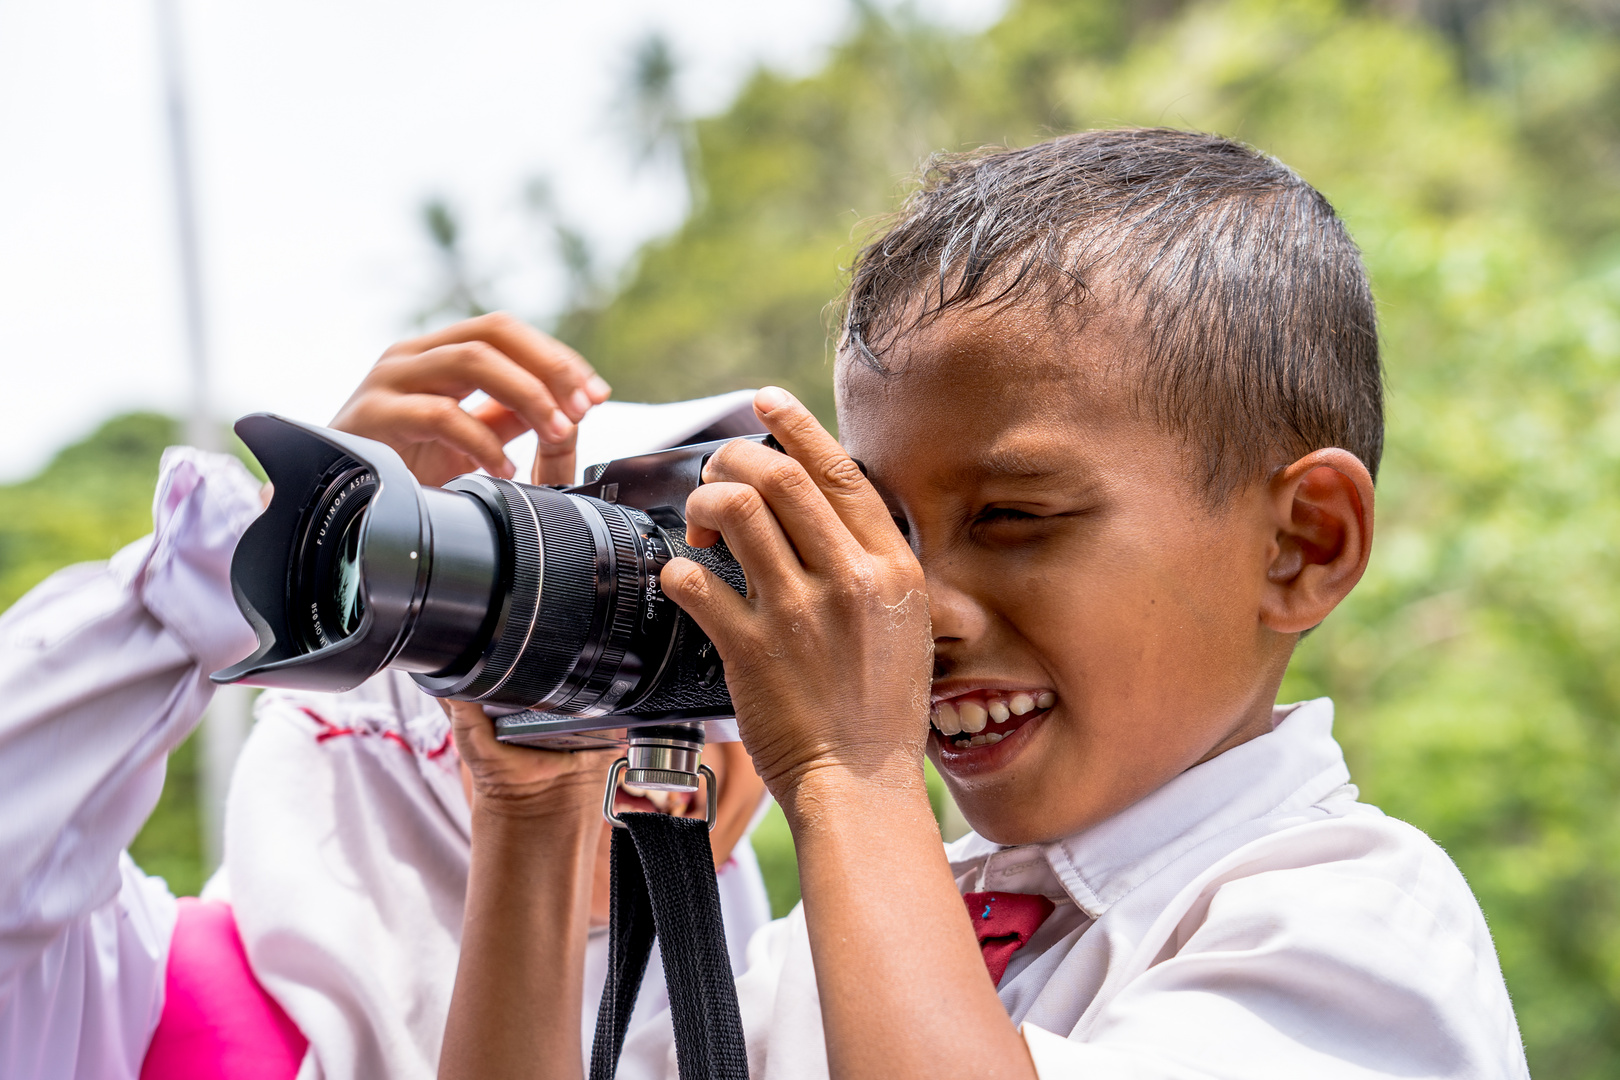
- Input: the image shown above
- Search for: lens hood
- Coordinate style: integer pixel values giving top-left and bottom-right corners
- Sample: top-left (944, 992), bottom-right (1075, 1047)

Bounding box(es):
top-left (212, 413), bottom-right (434, 692)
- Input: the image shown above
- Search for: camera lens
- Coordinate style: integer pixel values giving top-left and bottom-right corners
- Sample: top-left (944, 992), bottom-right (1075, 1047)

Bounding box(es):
top-left (407, 477), bottom-right (682, 717)
top-left (275, 458), bottom-right (682, 714)
top-left (214, 414), bottom-right (745, 730)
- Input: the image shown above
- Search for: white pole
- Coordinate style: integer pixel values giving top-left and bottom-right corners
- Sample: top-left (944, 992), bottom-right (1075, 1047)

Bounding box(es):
top-left (200, 685), bottom-right (255, 870)
top-left (154, 0), bottom-right (246, 873)
top-left (153, 0), bottom-right (215, 453)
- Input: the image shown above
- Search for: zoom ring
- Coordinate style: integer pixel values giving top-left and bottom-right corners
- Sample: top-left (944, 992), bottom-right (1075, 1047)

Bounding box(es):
top-left (460, 478), bottom-right (544, 701)
top-left (551, 499), bottom-right (644, 714)
top-left (474, 481), bottom-right (600, 707)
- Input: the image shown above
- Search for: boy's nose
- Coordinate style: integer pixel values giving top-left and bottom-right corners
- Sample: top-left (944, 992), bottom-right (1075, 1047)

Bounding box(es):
top-left (922, 562), bottom-right (988, 650)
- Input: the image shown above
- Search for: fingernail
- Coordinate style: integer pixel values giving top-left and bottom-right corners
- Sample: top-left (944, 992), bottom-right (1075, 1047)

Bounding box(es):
top-left (587, 374), bottom-right (612, 400)
top-left (547, 413), bottom-right (574, 441)
top-left (569, 388), bottom-right (591, 418)
top-left (497, 457), bottom-right (516, 479)
top-left (755, 386), bottom-right (791, 414)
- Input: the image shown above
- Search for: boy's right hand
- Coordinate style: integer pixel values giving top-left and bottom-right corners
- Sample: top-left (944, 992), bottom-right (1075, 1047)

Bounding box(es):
top-left (331, 313), bottom-right (611, 489)
top-left (663, 387), bottom-right (935, 798)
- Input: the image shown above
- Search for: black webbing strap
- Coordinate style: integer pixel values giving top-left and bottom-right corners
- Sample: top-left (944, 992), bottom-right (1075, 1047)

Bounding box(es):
top-left (588, 811), bottom-right (748, 1080)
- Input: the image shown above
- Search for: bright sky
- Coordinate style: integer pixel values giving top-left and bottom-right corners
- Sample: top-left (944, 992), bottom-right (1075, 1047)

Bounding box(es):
top-left (0, 0), bottom-right (1003, 481)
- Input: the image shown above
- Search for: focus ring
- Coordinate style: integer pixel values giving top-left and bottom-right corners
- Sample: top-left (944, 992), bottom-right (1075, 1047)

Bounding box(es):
top-left (498, 484), bottom-right (599, 706)
top-left (550, 499), bottom-right (644, 714)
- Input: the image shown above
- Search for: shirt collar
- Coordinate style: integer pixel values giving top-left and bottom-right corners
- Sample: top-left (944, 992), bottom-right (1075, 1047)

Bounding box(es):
top-left (946, 698), bottom-right (1351, 917)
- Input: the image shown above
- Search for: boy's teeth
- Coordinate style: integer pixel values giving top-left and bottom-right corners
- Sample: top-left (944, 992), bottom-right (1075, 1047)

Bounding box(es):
top-left (937, 690), bottom-right (1056, 744)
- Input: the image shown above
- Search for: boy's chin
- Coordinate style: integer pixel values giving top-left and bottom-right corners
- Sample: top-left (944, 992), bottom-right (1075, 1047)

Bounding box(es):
top-left (928, 710), bottom-right (1069, 845)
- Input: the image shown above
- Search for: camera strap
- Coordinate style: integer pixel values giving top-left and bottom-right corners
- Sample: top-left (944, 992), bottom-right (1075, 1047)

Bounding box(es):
top-left (589, 811), bottom-right (749, 1080)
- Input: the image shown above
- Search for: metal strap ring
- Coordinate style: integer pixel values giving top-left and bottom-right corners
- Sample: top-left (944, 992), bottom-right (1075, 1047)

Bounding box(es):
top-left (603, 757), bottom-right (719, 832)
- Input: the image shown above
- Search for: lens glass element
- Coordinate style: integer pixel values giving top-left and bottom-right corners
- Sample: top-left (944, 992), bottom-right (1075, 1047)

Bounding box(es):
top-left (294, 467), bottom-right (377, 651)
top-left (330, 508), bottom-right (367, 638)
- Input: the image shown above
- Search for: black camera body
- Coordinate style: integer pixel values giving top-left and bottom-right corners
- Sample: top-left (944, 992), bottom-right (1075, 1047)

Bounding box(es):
top-left (213, 413), bottom-right (751, 751)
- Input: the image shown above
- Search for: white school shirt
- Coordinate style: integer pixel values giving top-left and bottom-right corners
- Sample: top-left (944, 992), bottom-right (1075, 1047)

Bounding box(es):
top-left (688, 699), bottom-right (1531, 1080)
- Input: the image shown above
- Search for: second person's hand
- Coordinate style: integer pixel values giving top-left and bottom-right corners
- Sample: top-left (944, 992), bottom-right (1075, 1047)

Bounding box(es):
top-left (331, 312), bottom-right (611, 488)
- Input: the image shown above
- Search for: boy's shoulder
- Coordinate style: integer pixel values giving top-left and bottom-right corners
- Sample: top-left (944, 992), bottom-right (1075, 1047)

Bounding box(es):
top-left (1199, 801), bottom-right (1497, 955)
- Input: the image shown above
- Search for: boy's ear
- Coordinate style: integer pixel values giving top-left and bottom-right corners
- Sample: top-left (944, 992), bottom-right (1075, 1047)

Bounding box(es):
top-left (1260, 448), bottom-right (1374, 634)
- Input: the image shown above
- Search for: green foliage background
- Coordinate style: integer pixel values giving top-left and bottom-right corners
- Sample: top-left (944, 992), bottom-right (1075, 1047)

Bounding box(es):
top-left (5, 0), bottom-right (1620, 1071)
top-left (0, 413), bottom-right (181, 612)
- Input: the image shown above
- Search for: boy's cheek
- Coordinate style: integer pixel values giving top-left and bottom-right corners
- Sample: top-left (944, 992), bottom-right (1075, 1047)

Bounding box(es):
top-left (940, 694), bottom-right (1194, 843)
top-left (944, 606), bottom-right (1269, 839)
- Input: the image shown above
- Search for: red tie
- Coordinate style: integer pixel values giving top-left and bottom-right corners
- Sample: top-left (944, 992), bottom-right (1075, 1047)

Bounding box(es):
top-left (963, 891), bottom-right (1056, 985)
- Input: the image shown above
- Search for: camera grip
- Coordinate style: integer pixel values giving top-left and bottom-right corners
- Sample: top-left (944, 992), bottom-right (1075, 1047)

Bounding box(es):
top-left (622, 533), bottom-right (743, 716)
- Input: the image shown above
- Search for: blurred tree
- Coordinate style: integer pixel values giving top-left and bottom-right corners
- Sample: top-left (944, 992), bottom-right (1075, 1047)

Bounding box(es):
top-left (526, 177), bottom-right (604, 312)
top-left (557, 7), bottom-right (987, 424)
top-left (415, 196), bottom-right (493, 325)
top-left (0, 412), bottom-right (180, 610)
top-left (622, 32), bottom-right (694, 181)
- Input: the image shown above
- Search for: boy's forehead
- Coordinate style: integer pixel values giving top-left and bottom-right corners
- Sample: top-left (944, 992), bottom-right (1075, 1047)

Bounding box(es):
top-left (836, 304), bottom-right (1142, 445)
top-left (831, 303), bottom-right (1197, 503)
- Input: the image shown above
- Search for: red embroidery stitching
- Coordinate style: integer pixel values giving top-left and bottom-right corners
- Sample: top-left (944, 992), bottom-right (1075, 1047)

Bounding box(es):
top-left (301, 707), bottom-right (359, 742)
top-left (298, 705), bottom-right (452, 763)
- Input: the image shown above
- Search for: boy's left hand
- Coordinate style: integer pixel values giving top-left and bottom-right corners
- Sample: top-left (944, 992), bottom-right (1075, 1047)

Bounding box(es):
top-left (660, 387), bottom-right (934, 798)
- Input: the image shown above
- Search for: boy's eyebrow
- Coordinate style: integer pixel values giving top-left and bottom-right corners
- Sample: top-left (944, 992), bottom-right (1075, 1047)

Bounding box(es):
top-left (951, 448), bottom-right (1077, 485)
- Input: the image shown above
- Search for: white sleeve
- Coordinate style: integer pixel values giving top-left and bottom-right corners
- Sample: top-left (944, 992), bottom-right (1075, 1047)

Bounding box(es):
top-left (0, 447), bottom-right (262, 1080)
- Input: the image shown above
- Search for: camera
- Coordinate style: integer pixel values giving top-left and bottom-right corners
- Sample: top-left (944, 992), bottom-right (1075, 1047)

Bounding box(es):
top-left (212, 413), bottom-right (757, 758)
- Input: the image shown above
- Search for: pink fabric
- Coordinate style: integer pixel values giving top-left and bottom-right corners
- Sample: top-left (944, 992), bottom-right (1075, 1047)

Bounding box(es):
top-left (140, 899), bottom-right (307, 1080)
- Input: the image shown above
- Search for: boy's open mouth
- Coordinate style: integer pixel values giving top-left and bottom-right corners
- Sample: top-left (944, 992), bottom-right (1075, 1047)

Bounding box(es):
top-left (930, 689), bottom-right (1056, 750)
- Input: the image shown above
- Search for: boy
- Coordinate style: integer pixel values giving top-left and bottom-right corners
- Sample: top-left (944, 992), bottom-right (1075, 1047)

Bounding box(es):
top-left (441, 129), bottom-right (1529, 1079)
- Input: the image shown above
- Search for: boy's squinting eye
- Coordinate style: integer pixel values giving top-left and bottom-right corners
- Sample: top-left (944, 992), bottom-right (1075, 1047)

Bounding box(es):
top-left (970, 504), bottom-right (1086, 541)
top-left (976, 506), bottom-right (1042, 525)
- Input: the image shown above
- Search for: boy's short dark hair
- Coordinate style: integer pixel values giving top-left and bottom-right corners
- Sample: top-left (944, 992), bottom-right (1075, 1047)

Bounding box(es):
top-left (840, 128), bottom-right (1383, 497)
